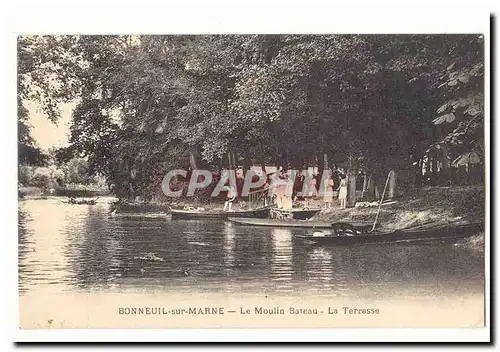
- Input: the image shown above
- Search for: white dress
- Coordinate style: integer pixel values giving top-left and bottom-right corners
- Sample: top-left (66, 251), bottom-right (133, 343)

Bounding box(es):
top-left (338, 179), bottom-right (347, 200)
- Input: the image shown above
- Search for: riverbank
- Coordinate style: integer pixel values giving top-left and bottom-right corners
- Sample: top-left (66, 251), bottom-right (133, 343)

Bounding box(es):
top-left (314, 186), bottom-right (485, 250)
top-left (314, 186), bottom-right (484, 226)
top-left (114, 186), bottom-right (485, 226)
top-left (18, 185), bottom-right (110, 199)
top-left (112, 198), bottom-right (234, 213)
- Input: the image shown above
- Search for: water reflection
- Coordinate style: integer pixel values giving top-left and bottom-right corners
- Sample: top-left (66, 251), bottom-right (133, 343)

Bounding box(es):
top-left (19, 199), bottom-right (89, 292)
top-left (306, 248), bottom-right (346, 296)
top-left (18, 198), bottom-right (484, 298)
top-left (270, 229), bottom-right (293, 292)
top-left (223, 222), bottom-right (236, 275)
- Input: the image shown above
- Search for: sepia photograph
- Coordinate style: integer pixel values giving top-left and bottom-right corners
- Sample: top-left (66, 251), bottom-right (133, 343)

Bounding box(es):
top-left (12, 6), bottom-right (490, 342)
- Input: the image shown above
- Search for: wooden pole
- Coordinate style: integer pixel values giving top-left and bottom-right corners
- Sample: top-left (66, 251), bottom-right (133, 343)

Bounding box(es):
top-left (346, 170), bottom-right (357, 208)
top-left (371, 170), bottom-right (393, 232)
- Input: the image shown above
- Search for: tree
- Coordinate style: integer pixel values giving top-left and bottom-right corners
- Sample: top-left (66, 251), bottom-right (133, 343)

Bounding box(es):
top-left (18, 36), bottom-right (83, 166)
top-left (63, 157), bottom-right (91, 184)
top-left (18, 35), bottom-right (484, 200)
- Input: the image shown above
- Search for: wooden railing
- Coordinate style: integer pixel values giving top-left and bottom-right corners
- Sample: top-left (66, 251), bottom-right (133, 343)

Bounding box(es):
top-left (247, 188), bottom-right (267, 209)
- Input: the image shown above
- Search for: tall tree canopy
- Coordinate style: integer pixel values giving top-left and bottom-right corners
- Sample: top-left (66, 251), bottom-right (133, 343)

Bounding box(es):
top-left (18, 34), bottom-right (484, 199)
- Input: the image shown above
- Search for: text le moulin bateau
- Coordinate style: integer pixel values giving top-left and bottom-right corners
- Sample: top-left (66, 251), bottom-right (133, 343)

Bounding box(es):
top-left (119, 306), bottom-right (380, 315)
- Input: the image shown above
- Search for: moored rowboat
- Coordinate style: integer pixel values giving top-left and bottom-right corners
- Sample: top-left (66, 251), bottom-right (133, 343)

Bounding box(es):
top-left (170, 206), bottom-right (271, 220)
top-left (228, 217), bottom-right (374, 230)
top-left (297, 221), bottom-right (484, 246)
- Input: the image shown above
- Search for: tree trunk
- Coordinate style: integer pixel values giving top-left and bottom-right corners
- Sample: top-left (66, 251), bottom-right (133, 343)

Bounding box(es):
top-left (387, 169), bottom-right (397, 199)
top-left (232, 152), bottom-right (237, 169)
top-left (374, 177), bottom-right (380, 200)
top-left (440, 146), bottom-right (449, 170)
top-left (243, 151), bottom-right (251, 177)
top-left (329, 155), bottom-right (335, 173)
top-left (440, 145), bottom-right (450, 186)
top-left (284, 148), bottom-right (289, 170)
top-left (415, 158), bottom-right (423, 188)
top-left (128, 182), bottom-right (135, 201)
top-left (189, 152), bottom-right (198, 170)
top-left (362, 170), bottom-right (368, 198)
top-left (431, 157), bottom-right (437, 173)
top-left (408, 166), bottom-right (415, 189)
top-left (366, 173), bottom-right (375, 201)
top-left (323, 153), bottom-right (329, 173)
top-left (346, 170), bottom-right (356, 208)
top-left (228, 151), bottom-right (237, 170)
top-left (259, 141), bottom-right (266, 174)
top-left (425, 156), bottom-right (431, 173)
top-left (273, 148), bottom-right (281, 170)
top-left (318, 154), bottom-right (325, 178)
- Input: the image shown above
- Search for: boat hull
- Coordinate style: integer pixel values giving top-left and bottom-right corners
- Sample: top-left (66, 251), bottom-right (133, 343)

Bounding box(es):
top-left (297, 222), bottom-right (484, 246)
top-left (228, 217), bottom-right (374, 230)
top-left (170, 206), bottom-right (271, 220)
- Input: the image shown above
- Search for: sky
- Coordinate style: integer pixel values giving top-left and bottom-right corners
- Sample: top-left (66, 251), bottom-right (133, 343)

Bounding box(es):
top-left (27, 101), bottom-right (74, 151)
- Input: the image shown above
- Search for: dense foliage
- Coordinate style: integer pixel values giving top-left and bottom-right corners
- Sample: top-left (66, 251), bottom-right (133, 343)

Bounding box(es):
top-left (18, 155), bottom-right (103, 190)
top-left (18, 35), bottom-right (484, 200)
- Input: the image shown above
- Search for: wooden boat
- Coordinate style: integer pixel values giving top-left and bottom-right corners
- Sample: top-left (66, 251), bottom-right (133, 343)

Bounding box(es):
top-left (228, 217), bottom-right (375, 230)
top-left (66, 197), bottom-right (98, 205)
top-left (296, 221), bottom-right (484, 246)
top-left (270, 207), bottom-right (321, 220)
top-left (170, 206), bottom-right (271, 220)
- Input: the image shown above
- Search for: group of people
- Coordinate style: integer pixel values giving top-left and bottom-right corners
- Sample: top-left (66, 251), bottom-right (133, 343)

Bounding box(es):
top-left (221, 168), bottom-right (348, 212)
top-left (321, 170), bottom-right (348, 209)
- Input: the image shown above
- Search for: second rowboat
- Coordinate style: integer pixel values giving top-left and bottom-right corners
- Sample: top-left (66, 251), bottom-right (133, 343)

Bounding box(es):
top-left (170, 206), bottom-right (271, 220)
top-left (228, 217), bottom-right (375, 230)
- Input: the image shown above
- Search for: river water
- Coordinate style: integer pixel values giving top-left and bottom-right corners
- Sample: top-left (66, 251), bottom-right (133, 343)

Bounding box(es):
top-left (18, 197), bottom-right (484, 300)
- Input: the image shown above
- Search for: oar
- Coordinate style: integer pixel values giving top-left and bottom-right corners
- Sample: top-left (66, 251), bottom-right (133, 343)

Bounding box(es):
top-left (371, 170), bottom-right (393, 232)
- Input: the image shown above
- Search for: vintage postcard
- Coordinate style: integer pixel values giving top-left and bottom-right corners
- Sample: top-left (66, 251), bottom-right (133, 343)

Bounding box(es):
top-left (13, 6), bottom-right (490, 343)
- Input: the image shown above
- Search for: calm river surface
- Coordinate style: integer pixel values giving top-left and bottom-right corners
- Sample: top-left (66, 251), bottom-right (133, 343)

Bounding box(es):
top-left (18, 198), bottom-right (484, 299)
